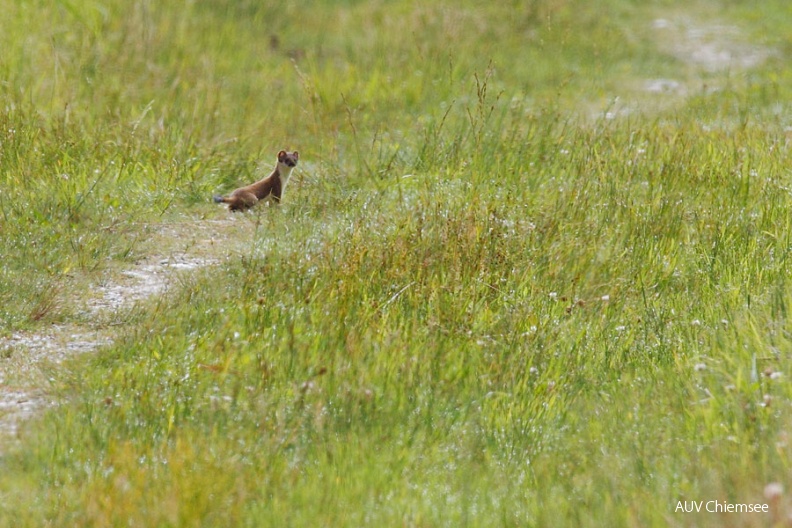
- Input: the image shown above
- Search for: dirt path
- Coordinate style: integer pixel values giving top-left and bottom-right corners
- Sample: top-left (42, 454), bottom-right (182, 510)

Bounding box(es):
top-left (0, 214), bottom-right (258, 443)
top-left (598, 12), bottom-right (773, 118)
top-left (651, 15), bottom-right (770, 73)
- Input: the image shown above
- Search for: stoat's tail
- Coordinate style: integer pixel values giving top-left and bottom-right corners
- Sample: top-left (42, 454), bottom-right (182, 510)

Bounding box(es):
top-left (213, 195), bottom-right (226, 203)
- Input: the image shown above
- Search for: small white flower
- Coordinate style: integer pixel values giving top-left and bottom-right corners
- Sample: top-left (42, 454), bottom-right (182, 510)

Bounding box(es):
top-left (653, 18), bottom-right (670, 29)
top-left (764, 482), bottom-right (783, 500)
top-left (694, 363), bottom-right (706, 372)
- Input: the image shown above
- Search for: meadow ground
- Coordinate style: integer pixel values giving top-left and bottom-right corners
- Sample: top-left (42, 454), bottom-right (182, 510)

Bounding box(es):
top-left (1, 0), bottom-right (792, 526)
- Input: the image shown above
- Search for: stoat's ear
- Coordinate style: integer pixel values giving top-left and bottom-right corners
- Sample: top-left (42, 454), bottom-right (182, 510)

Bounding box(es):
top-left (292, 151), bottom-right (299, 159)
top-left (277, 150), bottom-right (287, 160)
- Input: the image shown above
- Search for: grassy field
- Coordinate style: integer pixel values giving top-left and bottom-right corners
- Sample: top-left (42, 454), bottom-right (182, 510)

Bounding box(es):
top-left (2, 0), bottom-right (792, 526)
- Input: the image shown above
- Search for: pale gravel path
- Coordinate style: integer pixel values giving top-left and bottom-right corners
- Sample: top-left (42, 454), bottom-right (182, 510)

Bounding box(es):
top-left (600, 13), bottom-right (773, 119)
top-left (0, 216), bottom-right (255, 444)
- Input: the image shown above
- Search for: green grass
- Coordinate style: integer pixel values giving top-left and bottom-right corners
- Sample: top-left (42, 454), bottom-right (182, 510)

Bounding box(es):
top-left (2, 0), bottom-right (792, 526)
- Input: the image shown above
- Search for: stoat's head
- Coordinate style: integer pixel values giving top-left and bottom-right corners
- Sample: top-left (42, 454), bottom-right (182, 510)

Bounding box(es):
top-left (277, 150), bottom-right (299, 173)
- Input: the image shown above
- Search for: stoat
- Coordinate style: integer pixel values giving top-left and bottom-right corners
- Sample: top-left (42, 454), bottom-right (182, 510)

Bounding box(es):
top-left (213, 150), bottom-right (299, 211)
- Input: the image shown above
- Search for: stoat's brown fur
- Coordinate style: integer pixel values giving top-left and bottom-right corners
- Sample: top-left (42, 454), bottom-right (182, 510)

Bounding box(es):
top-left (214, 150), bottom-right (299, 211)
